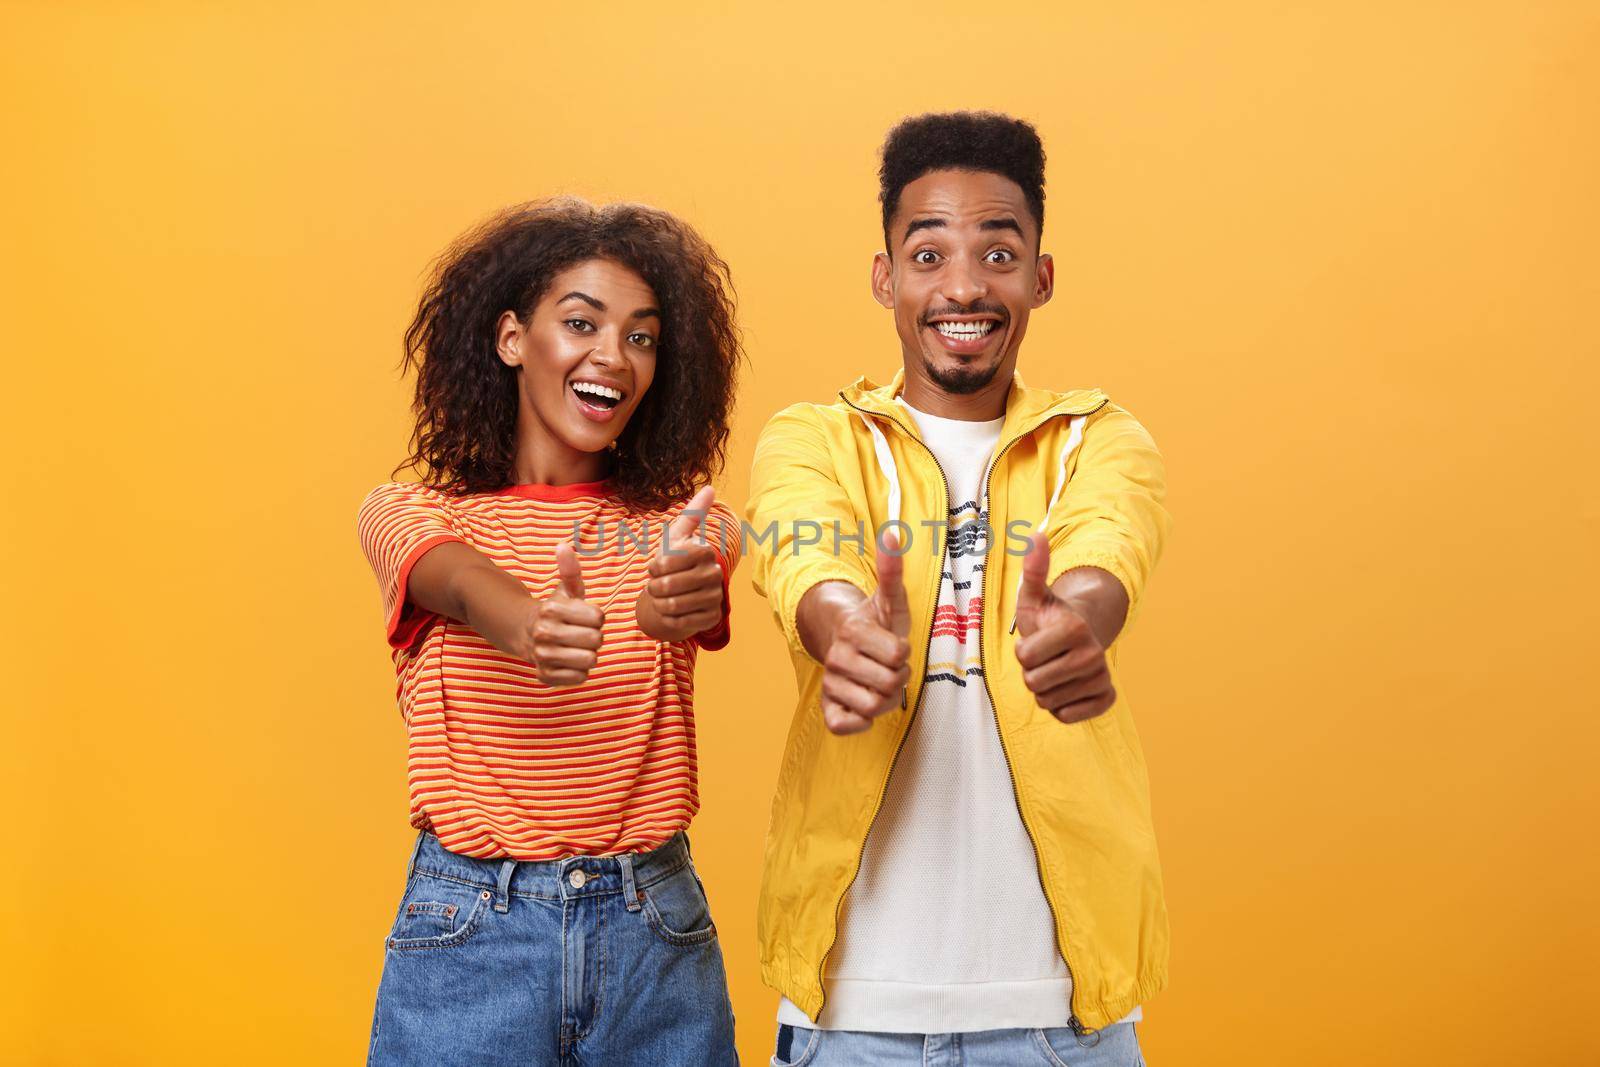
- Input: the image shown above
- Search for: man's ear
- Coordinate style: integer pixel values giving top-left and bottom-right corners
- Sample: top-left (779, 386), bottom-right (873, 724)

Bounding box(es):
top-left (495, 310), bottom-right (525, 367)
top-left (1032, 252), bottom-right (1055, 309)
top-left (870, 251), bottom-right (895, 309)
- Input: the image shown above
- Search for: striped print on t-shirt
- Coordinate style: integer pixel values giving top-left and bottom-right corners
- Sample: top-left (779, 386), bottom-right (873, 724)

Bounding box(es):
top-left (357, 479), bottom-right (738, 862)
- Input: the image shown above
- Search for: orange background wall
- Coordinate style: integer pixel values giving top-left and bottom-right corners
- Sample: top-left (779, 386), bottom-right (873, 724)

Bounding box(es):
top-left (3, 3), bottom-right (1596, 1064)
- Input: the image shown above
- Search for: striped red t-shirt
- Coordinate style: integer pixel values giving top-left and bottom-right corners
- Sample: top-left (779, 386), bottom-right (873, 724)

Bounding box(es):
top-left (357, 479), bottom-right (739, 861)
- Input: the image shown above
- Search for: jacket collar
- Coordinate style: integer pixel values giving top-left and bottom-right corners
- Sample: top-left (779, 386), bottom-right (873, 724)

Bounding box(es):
top-left (839, 367), bottom-right (1109, 444)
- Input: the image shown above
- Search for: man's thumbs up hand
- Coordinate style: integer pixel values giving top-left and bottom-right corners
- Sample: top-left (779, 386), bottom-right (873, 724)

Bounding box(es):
top-left (1014, 530), bottom-right (1054, 637)
top-left (1013, 533), bottom-right (1116, 723)
top-left (871, 531), bottom-right (912, 640)
top-left (820, 532), bottom-right (913, 735)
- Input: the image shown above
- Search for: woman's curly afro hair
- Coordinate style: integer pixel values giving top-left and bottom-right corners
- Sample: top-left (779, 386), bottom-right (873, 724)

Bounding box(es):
top-left (398, 198), bottom-right (741, 511)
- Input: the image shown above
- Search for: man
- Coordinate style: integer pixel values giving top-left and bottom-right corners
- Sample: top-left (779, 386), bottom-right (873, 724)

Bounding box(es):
top-left (746, 112), bottom-right (1170, 1066)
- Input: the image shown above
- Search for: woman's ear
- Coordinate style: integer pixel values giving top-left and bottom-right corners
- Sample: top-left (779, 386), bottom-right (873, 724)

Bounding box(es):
top-left (495, 310), bottom-right (525, 368)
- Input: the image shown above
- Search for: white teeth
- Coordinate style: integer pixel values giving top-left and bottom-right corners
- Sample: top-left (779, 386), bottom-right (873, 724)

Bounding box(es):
top-left (934, 321), bottom-right (996, 340)
top-left (571, 381), bottom-right (622, 401)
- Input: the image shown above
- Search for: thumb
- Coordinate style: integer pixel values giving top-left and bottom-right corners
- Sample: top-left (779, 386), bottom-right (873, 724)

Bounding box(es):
top-left (1016, 531), bottom-right (1050, 636)
top-left (875, 530), bottom-right (910, 639)
top-left (555, 540), bottom-right (586, 599)
top-left (665, 485), bottom-right (716, 550)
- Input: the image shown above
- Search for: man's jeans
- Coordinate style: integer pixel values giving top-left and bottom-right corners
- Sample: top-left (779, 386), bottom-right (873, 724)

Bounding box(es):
top-left (368, 830), bottom-right (737, 1067)
top-left (771, 1020), bottom-right (1145, 1066)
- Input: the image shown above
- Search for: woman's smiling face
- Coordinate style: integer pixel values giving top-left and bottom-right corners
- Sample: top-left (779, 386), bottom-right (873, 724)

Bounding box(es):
top-left (496, 258), bottom-right (661, 480)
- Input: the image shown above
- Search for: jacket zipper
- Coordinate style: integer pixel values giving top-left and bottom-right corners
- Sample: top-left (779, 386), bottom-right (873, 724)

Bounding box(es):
top-left (979, 414), bottom-right (1096, 1041)
top-left (809, 397), bottom-right (951, 1019)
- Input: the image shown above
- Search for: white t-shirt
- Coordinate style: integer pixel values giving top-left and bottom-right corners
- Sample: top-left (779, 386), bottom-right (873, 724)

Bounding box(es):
top-left (778, 400), bottom-right (1141, 1033)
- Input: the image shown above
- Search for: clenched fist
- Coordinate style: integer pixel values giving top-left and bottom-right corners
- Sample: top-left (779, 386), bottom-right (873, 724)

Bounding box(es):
top-left (1014, 532), bottom-right (1116, 723)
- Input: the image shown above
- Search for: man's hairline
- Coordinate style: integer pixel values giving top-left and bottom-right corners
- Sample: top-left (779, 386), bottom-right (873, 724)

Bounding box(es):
top-left (880, 165), bottom-right (1044, 257)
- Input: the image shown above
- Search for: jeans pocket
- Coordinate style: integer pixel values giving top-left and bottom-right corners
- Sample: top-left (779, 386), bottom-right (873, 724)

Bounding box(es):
top-left (639, 862), bottom-right (717, 947)
top-left (770, 1023), bottom-right (820, 1067)
top-left (1030, 1022), bottom-right (1141, 1067)
top-left (386, 875), bottom-right (493, 952)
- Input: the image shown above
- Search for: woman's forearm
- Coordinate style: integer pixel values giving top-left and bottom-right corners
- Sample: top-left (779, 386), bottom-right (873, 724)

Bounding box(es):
top-left (409, 541), bottom-right (536, 650)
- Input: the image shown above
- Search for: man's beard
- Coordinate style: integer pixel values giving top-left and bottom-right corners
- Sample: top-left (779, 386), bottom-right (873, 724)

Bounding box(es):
top-left (915, 300), bottom-right (1009, 394)
top-left (921, 352), bottom-right (1004, 395)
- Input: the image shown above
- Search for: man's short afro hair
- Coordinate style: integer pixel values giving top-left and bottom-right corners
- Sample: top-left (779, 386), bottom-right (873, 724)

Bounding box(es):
top-left (878, 111), bottom-right (1046, 249)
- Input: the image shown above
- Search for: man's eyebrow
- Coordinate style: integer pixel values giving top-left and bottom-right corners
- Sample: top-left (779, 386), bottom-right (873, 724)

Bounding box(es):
top-left (979, 216), bottom-right (1025, 237)
top-left (559, 291), bottom-right (605, 311)
top-left (901, 216), bottom-right (947, 243)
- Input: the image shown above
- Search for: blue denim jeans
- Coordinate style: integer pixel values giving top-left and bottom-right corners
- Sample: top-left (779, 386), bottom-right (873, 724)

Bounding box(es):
top-left (368, 830), bottom-right (737, 1067)
top-left (771, 1021), bottom-right (1144, 1067)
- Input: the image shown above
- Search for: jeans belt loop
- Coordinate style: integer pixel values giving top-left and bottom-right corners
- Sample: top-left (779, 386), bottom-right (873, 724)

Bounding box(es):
top-left (619, 853), bottom-right (641, 913)
top-left (406, 830), bottom-right (427, 882)
top-left (494, 859), bottom-right (516, 914)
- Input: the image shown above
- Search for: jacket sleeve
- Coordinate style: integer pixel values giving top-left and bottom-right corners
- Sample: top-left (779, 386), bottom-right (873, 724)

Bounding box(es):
top-left (746, 404), bottom-right (876, 661)
top-left (1044, 404), bottom-right (1171, 627)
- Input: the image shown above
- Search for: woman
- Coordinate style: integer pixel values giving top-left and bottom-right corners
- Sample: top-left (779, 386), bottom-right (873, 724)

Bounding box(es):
top-left (357, 199), bottom-right (742, 1066)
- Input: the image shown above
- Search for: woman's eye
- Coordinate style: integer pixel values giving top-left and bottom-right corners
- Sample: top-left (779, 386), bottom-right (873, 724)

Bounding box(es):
top-left (629, 333), bottom-right (657, 349)
top-left (986, 249), bottom-right (1015, 264)
top-left (565, 319), bottom-right (595, 333)
top-left (913, 250), bottom-right (940, 265)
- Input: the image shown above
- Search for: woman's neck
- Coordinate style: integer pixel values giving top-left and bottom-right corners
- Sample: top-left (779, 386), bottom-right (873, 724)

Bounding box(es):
top-left (509, 423), bottom-right (609, 487)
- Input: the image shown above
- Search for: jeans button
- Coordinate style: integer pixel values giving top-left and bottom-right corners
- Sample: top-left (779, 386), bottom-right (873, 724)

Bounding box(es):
top-left (568, 869), bottom-right (587, 888)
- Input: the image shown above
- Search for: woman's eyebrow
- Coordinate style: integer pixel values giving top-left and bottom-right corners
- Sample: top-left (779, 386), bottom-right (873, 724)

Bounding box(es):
top-left (559, 292), bottom-right (658, 319)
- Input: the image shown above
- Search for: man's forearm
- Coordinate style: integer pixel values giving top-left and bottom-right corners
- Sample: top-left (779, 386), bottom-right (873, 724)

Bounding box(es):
top-left (1050, 566), bottom-right (1130, 648)
top-left (796, 580), bottom-right (869, 661)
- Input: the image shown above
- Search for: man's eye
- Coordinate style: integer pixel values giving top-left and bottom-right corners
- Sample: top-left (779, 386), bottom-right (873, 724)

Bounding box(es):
top-left (565, 319), bottom-right (595, 332)
top-left (986, 249), bottom-right (1015, 264)
top-left (629, 332), bottom-right (657, 349)
top-left (913, 250), bottom-right (940, 265)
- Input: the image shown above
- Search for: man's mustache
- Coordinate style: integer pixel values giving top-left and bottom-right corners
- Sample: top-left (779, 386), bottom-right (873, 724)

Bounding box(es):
top-left (917, 302), bottom-right (1010, 327)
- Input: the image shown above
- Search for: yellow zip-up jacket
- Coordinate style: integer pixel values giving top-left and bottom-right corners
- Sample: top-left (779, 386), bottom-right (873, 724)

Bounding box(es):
top-left (746, 370), bottom-right (1170, 1032)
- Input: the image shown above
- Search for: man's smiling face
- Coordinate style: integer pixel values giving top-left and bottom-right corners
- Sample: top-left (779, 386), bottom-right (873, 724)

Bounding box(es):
top-left (872, 168), bottom-right (1053, 396)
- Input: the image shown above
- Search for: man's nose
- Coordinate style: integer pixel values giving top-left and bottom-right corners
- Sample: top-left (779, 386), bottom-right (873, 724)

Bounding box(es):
top-left (940, 259), bottom-right (987, 307)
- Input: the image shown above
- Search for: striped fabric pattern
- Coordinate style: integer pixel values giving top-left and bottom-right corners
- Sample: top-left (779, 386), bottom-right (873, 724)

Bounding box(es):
top-left (925, 499), bottom-right (987, 689)
top-left (357, 479), bottom-right (737, 861)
